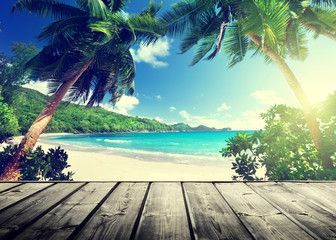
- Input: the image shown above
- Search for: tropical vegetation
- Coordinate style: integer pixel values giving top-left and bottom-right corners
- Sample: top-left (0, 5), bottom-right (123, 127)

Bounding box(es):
top-left (0, 145), bottom-right (73, 181)
top-left (162, 0), bottom-right (335, 169)
top-left (0, 88), bottom-right (19, 143)
top-left (0, 42), bottom-right (39, 92)
top-left (222, 91), bottom-right (336, 180)
top-left (1, 0), bottom-right (167, 180)
top-left (0, 0), bottom-right (335, 181)
top-left (4, 86), bottom-right (174, 134)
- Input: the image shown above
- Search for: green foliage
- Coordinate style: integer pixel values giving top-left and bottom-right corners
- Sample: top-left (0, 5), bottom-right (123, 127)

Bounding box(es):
top-left (0, 88), bottom-right (19, 143)
top-left (0, 42), bottom-right (39, 90)
top-left (220, 132), bottom-right (261, 181)
top-left (0, 145), bottom-right (18, 175)
top-left (4, 86), bottom-right (174, 134)
top-left (222, 101), bottom-right (336, 181)
top-left (13, 0), bottom-right (166, 109)
top-left (258, 105), bottom-right (322, 180)
top-left (316, 91), bottom-right (336, 167)
top-left (0, 145), bottom-right (73, 181)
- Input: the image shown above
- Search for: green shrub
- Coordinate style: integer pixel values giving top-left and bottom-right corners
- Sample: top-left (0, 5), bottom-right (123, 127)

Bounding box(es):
top-left (222, 103), bottom-right (336, 181)
top-left (0, 145), bottom-right (74, 181)
top-left (220, 131), bottom-right (261, 181)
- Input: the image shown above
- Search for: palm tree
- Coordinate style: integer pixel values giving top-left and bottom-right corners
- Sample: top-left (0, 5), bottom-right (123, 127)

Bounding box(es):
top-left (0, 0), bottom-right (166, 181)
top-left (287, 0), bottom-right (336, 42)
top-left (162, 0), bottom-right (334, 169)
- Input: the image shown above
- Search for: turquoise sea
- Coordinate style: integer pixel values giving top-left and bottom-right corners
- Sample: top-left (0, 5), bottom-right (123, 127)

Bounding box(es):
top-left (41, 131), bottom-right (254, 167)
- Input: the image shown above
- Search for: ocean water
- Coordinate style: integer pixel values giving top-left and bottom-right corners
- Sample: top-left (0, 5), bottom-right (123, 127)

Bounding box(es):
top-left (42, 131), bottom-right (254, 167)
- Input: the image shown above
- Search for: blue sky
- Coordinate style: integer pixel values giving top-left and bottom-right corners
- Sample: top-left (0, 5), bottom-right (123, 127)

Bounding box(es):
top-left (1, 0), bottom-right (336, 130)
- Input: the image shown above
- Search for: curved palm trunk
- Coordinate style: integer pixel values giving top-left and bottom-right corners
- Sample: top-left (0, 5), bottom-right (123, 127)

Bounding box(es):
top-left (249, 34), bottom-right (334, 170)
top-left (0, 60), bottom-right (92, 181)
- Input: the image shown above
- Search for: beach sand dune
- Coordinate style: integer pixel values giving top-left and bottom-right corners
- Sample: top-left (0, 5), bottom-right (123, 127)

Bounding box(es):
top-left (3, 134), bottom-right (234, 181)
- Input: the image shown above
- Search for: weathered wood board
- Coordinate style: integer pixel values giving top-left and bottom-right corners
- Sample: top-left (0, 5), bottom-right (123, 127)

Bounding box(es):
top-left (135, 182), bottom-right (191, 240)
top-left (0, 181), bottom-right (333, 240)
top-left (215, 182), bottom-right (314, 240)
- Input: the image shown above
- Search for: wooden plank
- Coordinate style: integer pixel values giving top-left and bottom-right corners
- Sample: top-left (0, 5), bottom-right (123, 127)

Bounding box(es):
top-left (282, 182), bottom-right (336, 213)
top-left (0, 183), bottom-right (53, 211)
top-left (74, 182), bottom-right (148, 240)
top-left (215, 182), bottom-right (314, 240)
top-left (13, 182), bottom-right (117, 240)
top-left (0, 182), bottom-right (85, 239)
top-left (0, 183), bottom-right (22, 193)
top-left (183, 182), bottom-right (252, 240)
top-left (249, 182), bottom-right (336, 239)
top-left (135, 182), bottom-right (191, 240)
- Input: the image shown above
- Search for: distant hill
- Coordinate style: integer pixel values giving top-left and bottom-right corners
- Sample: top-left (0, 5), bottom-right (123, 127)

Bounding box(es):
top-left (4, 86), bottom-right (232, 134)
top-left (4, 86), bottom-right (174, 134)
top-left (171, 123), bottom-right (193, 131)
top-left (172, 123), bottom-right (232, 132)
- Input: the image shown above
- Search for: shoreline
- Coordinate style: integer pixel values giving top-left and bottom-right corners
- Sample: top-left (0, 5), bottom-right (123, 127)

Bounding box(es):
top-left (3, 133), bottom-right (235, 181)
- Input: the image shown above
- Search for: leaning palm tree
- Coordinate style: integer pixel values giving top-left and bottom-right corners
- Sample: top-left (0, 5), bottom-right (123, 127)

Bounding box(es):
top-left (0, 0), bottom-right (166, 181)
top-left (162, 0), bottom-right (334, 169)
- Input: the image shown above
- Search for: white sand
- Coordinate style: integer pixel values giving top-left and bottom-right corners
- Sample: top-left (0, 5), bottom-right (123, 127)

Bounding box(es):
top-left (4, 134), bottom-right (234, 181)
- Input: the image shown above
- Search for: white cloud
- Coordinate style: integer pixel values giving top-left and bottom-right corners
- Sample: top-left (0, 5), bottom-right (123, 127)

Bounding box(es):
top-left (155, 116), bottom-right (163, 122)
top-left (121, 10), bottom-right (130, 19)
top-left (216, 102), bottom-right (231, 112)
top-left (169, 106), bottom-right (176, 112)
top-left (130, 37), bottom-right (171, 68)
top-left (23, 81), bottom-right (50, 95)
top-left (235, 110), bottom-right (265, 130)
top-left (225, 117), bottom-right (264, 131)
top-left (251, 90), bottom-right (283, 105)
top-left (156, 95), bottom-right (162, 100)
top-left (242, 110), bottom-right (263, 118)
top-left (179, 109), bottom-right (265, 130)
top-left (179, 110), bottom-right (229, 129)
top-left (101, 95), bottom-right (139, 115)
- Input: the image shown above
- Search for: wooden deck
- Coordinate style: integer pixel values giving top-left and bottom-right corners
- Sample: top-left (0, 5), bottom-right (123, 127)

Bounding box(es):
top-left (0, 181), bottom-right (336, 239)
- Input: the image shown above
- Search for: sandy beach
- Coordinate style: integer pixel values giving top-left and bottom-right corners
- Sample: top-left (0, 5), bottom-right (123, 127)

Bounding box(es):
top-left (3, 134), bottom-right (234, 181)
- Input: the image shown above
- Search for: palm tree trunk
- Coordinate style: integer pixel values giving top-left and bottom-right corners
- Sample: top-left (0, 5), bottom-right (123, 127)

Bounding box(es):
top-left (304, 23), bottom-right (336, 42)
top-left (0, 60), bottom-right (92, 181)
top-left (248, 34), bottom-right (334, 170)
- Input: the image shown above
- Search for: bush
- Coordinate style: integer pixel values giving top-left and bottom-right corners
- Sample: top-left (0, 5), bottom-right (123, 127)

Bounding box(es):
top-left (0, 145), bottom-right (74, 181)
top-left (220, 131), bottom-right (261, 181)
top-left (222, 103), bottom-right (336, 181)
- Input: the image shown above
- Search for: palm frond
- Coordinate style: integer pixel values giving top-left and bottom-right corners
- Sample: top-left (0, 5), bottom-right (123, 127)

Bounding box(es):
top-left (179, 8), bottom-right (221, 54)
top-left (162, 0), bottom-right (215, 37)
top-left (310, 0), bottom-right (336, 8)
top-left (90, 19), bottom-right (121, 40)
top-left (128, 14), bottom-right (167, 45)
top-left (223, 22), bottom-right (249, 67)
top-left (309, 6), bottom-right (336, 31)
top-left (67, 64), bottom-right (95, 103)
top-left (101, 0), bottom-right (129, 13)
top-left (12, 0), bottom-right (85, 20)
top-left (141, 1), bottom-right (163, 17)
top-left (37, 16), bottom-right (90, 49)
top-left (118, 50), bottom-right (135, 96)
top-left (47, 58), bottom-right (91, 96)
top-left (239, 0), bottom-right (290, 52)
top-left (87, 71), bottom-right (114, 106)
top-left (76, 0), bottom-right (110, 20)
top-left (286, 19), bottom-right (308, 61)
top-left (190, 33), bottom-right (217, 66)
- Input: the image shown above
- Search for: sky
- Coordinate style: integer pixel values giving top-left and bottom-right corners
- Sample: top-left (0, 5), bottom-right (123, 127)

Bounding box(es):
top-left (1, 0), bottom-right (336, 130)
